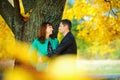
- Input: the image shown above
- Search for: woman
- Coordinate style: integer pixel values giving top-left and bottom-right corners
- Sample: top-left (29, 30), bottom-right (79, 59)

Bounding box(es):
top-left (30, 22), bottom-right (58, 71)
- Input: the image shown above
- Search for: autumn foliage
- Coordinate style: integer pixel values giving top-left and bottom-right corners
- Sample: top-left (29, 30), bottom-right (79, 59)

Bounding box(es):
top-left (0, 0), bottom-right (120, 60)
top-left (62, 0), bottom-right (120, 59)
top-left (63, 0), bottom-right (120, 44)
top-left (0, 0), bottom-right (120, 80)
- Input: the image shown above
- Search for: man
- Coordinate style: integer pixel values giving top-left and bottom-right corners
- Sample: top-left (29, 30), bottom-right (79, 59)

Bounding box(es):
top-left (54, 19), bottom-right (77, 55)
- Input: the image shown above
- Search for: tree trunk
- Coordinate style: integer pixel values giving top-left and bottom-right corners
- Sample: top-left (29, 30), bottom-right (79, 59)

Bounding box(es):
top-left (22, 0), bottom-right (35, 13)
top-left (0, 0), bottom-right (14, 32)
top-left (0, 0), bottom-right (66, 42)
top-left (13, 0), bottom-right (24, 40)
top-left (22, 0), bottom-right (66, 42)
top-left (0, 0), bottom-right (24, 40)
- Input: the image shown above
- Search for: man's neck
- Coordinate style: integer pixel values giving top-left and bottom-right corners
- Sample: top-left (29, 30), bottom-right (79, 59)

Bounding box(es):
top-left (63, 31), bottom-right (70, 36)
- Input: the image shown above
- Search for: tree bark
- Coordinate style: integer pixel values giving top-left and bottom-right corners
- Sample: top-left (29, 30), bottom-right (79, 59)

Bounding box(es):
top-left (13, 0), bottom-right (24, 40)
top-left (22, 0), bottom-right (66, 42)
top-left (0, 0), bottom-right (24, 40)
top-left (0, 0), bottom-right (14, 31)
top-left (22, 0), bottom-right (35, 13)
top-left (0, 0), bottom-right (66, 42)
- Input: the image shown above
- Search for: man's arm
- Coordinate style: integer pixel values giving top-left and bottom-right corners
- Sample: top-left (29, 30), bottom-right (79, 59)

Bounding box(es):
top-left (54, 37), bottom-right (73, 54)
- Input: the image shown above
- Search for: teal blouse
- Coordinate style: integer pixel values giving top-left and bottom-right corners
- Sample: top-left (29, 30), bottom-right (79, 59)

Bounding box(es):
top-left (30, 38), bottom-right (59, 57)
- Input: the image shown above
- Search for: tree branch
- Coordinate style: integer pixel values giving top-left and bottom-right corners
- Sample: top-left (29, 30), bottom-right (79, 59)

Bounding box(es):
top-left (0, 0), bottom-right (25, 40)
top-left (22, 0), bottom-right (66, 42)
top-left (0, 0), bottom-right (14, 30)
top-left (104, 0), bottom-right (118, 17)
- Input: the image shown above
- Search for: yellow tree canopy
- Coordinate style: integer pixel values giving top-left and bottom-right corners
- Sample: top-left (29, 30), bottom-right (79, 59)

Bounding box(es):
top-left (62, 0), bottom-right (120, 44)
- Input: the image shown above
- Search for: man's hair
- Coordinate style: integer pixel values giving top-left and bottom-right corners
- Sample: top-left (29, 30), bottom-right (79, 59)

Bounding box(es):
top-left (61, 19), bottom-right (72, 30)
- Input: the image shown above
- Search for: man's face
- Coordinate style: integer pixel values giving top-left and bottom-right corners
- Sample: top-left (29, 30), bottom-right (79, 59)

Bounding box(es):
top-left (59, 22), bottom-right (67, 34)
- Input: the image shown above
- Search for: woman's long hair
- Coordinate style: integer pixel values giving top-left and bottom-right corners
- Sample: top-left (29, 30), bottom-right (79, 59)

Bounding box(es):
top-left (37, 22), bottom-right (53, 43)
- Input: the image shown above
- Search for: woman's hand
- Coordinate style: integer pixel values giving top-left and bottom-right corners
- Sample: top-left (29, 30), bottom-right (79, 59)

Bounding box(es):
top-left (38, 57), bottom-right (43, 63)
top-left (38, 56), bottom-right (49, 64)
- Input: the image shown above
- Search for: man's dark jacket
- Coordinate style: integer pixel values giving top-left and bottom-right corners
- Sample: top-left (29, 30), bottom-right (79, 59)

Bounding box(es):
top-left (54, 32), bottom-right (77, 55)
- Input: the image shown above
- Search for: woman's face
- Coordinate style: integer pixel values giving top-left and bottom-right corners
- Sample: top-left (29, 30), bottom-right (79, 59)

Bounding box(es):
top-left (46, 24), bottom-right (53, 36)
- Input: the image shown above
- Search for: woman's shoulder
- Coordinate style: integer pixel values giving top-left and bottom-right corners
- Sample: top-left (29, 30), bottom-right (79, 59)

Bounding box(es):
top-left (32, 38), bottom-right (42, 44)
top-left (33, 38), bottom-right (39, 42)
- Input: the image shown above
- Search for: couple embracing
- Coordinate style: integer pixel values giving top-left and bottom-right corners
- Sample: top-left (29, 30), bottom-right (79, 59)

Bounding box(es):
top-left (30, 19), bottom-right (77, 71)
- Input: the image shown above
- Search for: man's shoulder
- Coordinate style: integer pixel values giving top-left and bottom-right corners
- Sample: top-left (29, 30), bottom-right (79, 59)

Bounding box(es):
top-left (66, 32), bottom-right (75, 39)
